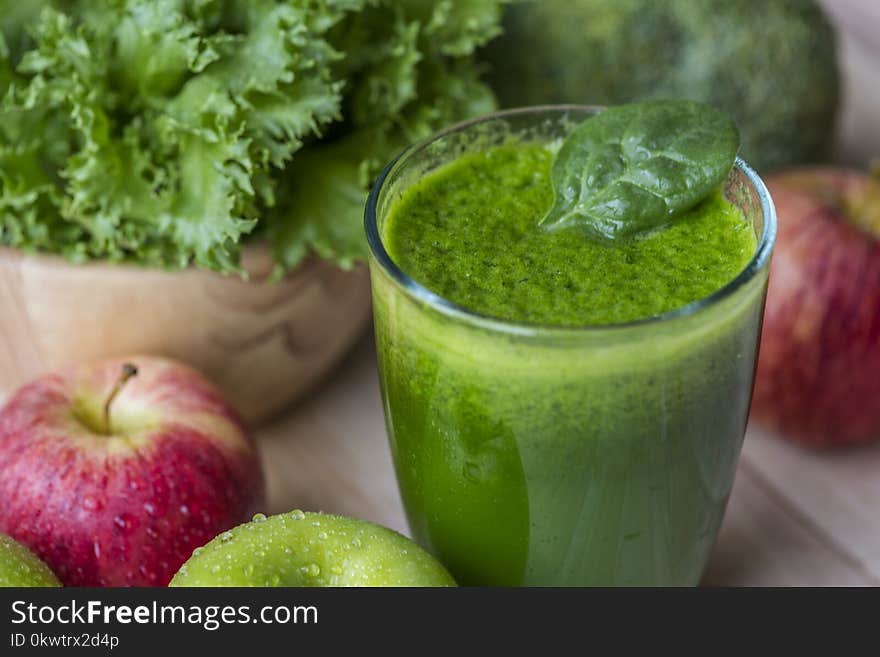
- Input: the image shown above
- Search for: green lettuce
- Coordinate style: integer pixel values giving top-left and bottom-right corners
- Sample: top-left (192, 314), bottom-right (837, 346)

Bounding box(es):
top-left (0, 0), bottom-right (505, 274)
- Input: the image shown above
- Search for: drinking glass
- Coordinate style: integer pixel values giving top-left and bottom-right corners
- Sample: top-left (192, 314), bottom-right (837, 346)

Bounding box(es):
top-left (365, 107), bottom-right (776, 586)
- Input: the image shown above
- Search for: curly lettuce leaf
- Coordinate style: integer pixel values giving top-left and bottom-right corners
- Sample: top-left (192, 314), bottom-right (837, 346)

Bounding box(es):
top-left (0, 0), bottom-right (505, 274)
top-left (1, 0), bottom-right (359, 271)
top-left (266, 129), bottom-right (376, 277)
top-left (266, 0), bottom-right (505, 274)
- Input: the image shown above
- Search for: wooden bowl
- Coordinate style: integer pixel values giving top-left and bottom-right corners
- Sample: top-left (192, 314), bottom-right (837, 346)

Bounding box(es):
top-left (0, 243), bottom-right (372, 425)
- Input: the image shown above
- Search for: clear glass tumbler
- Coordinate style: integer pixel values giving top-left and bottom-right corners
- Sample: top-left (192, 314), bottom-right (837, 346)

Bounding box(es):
top-left (365, 107), bottom-right (776, 586)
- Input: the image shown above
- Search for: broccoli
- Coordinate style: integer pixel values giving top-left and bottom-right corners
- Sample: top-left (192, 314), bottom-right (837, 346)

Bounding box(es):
top-left (482, 0), bottom-right (840, 172)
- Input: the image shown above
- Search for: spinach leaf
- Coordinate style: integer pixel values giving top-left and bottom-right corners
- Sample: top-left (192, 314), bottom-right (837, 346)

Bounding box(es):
top-left (541, 100), bottom-right (739, 240)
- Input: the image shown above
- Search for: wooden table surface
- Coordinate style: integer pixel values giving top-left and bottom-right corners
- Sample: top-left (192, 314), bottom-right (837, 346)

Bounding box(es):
top-left (257, 334), bottom-right (880, 587)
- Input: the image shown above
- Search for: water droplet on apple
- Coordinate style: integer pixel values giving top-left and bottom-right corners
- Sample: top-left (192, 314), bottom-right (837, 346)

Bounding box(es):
top-left (244, 564), bottom-right (255, 577)
top-left (192, 547), bottom-right (204, 557)
top-left (283, 547), bottom-right (292, 555)
top-left (92, 541), bottom-right (101, 558)
top-left (351, 538), bottom-right (362, 548)
top-left (299, 563), bottom-right (320, 578)
top-left (113, 513), bottom-right (138, 535)
top-left (289, 510), bottom-right (305, 521)
top-left (146, 526), bottom-right (159, 540)
top-left (317, 532), bottom-right (328, 541)
top-left (210, 565), bottom-right (220, 574)
top-left (179, 504), bottom-right (190, 516)
top-left (252, 513), bottom-right (267, 523)
top-left (82, 496), bottom-right (101, 511)
top-left (219, 531), bottom-right (234, 543)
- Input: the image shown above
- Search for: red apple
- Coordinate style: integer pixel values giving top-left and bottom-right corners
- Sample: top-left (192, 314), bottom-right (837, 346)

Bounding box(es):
top-left (752, 167), bottom-right (880, 447)
top-left (0, 356), bottom-right (265, 586)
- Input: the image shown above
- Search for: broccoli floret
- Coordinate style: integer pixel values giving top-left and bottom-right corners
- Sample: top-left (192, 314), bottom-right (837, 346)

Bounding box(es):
top-left (483, 0), bottom-right (840, 172)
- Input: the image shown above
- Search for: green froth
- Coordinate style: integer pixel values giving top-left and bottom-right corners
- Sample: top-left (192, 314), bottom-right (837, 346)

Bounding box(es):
top-left (383, 141), bottom-right (756, 325)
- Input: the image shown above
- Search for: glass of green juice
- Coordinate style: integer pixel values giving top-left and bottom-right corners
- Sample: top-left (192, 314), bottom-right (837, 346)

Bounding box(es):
top-left (365, 106), bottom-right (776, 586)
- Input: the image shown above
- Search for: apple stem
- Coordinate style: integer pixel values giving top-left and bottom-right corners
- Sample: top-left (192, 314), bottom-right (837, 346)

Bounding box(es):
top-left (103, 363), bottom-right (138, 435)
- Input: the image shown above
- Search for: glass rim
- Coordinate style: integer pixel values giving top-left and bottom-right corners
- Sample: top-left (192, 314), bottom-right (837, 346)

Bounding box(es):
top-left (364, 105), bottom-right (777, 337)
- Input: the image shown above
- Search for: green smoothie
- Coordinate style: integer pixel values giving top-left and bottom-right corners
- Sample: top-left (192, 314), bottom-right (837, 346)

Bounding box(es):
top-left (383, 142), bottom-right (756, 326)
top-left (368, 108), bottom-right (772, 586)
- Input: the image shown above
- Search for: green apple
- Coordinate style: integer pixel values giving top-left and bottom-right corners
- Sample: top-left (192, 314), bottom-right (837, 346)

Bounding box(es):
top-left (0, 534), bottom-right (61, 587)
top-left (169, 511), bottom-right (455, 587)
